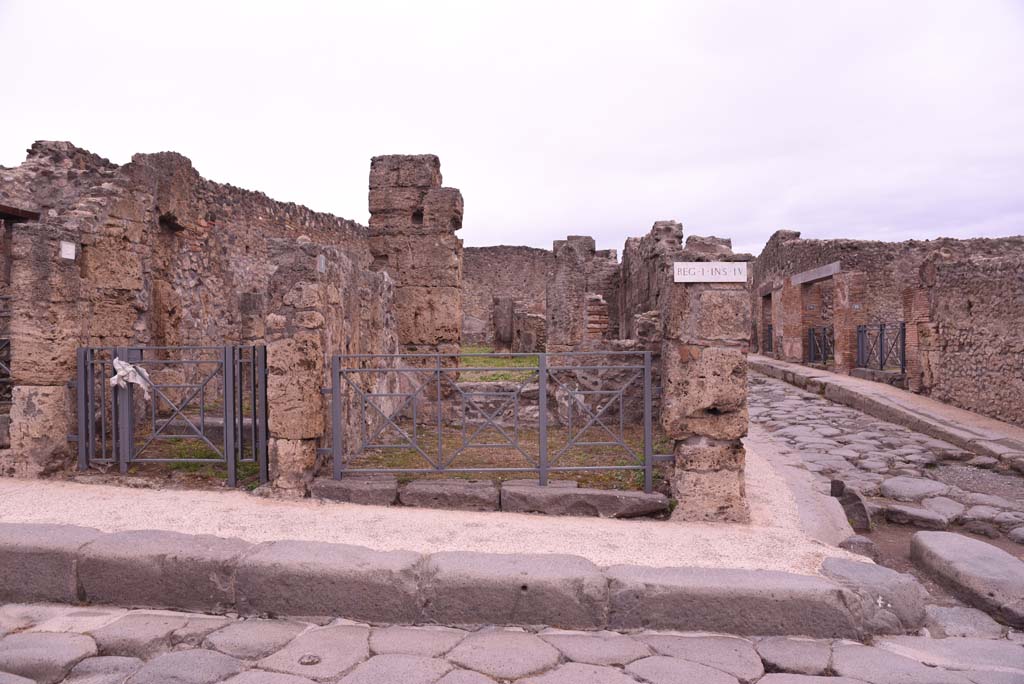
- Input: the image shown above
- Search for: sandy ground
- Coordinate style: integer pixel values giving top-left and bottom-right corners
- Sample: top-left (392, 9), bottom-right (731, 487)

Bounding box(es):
top-left (0, 440), bottom-right (852, 575)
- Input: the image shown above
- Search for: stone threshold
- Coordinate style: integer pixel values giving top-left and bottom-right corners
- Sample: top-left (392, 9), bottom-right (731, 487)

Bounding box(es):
top-left (749, 355), bottom-right (1024, 464)
top-left (0, 522), bottom-right (914, 639)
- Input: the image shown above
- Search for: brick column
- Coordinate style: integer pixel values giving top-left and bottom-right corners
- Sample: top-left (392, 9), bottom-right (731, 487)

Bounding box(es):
top-left (833, 271), bottom-right (866, 373)
top-left (778, 279), bottom-right (803, 362)
top-left (661, 263), bottom-right (752, 522)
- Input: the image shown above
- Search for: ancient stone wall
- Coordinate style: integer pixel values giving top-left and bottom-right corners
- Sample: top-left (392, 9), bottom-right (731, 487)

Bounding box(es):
top-left (462, 246), bottom-right (552, 345)
top-left (367, 155), bottom-right (463, 355)
top-left (545, 236), bottom-right (619, 350)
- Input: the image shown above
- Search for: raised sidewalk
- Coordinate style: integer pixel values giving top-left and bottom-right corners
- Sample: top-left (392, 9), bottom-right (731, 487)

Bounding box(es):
top-left (749, 355), bottom-right (1024, 463)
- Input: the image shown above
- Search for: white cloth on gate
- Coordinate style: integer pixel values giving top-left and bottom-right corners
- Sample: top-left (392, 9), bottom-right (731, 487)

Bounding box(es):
top-left (109, 357), bottom-right (153, 400)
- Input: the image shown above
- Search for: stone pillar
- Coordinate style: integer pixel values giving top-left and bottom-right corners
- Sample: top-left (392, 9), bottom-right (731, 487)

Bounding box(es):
top-left (661, 259), bottom-right (752, 522)
top-left (832, 271), bottom-right (866, 373)
top-left (492, 295), bottom-right (514, 348)
top-left (778, 279), bottom-right (803, 362)
top-left (367, 155), bottom-right (463, 354)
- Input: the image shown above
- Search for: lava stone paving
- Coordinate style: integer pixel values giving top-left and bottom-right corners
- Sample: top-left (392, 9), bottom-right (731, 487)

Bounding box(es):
top-left (750, 374), bottom-right (1024, 542)
top-left (1, 603), bottom-right (1023, 684)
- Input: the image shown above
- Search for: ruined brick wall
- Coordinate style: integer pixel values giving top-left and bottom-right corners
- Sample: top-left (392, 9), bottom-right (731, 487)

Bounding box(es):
top-left (462, 246), bottom-right (552, 345)
top-left (907, 250), bottom-right (1024, 427)
top-left (367, 155), bottom-right (463, 355)
top-left (545, 236), bottom-right (619, 350)
top-left (0, 141), bottom-right (398, 480)
top-left (618, 221), bottom-right (683, 339)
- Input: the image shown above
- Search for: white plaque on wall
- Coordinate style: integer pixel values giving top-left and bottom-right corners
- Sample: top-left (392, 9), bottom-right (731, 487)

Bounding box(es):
top-left (673, 261), bottom-right (747, 283)
top-left (59, 240), bottom-right (76, 260)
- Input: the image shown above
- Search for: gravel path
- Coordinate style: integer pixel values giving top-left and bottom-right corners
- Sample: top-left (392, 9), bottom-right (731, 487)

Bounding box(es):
top-left (2, 602), bottom-right (1021, 684)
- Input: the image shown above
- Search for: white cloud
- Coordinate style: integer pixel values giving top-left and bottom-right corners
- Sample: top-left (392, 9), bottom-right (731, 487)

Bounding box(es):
top-left (1, 0), bottom-right (1021, 256)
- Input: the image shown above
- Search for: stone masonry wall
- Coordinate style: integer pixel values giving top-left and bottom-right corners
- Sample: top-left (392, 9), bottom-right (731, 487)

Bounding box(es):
top-left (545, 236), bottom-right (619, 350)
top-left (462, 246), bottom-right (552, 345)
top-left (0, 141), bottom-right (397, 483)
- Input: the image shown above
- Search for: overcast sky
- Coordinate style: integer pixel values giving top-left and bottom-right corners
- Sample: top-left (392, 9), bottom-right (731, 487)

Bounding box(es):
top-left (2, 1), bottom-right (1022, 255)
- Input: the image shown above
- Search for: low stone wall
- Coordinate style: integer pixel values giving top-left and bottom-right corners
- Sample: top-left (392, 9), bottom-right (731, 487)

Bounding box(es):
top-left (0, 522), bottom-right (902, 637)
top-left (463, 246), bottom-right (552, 345)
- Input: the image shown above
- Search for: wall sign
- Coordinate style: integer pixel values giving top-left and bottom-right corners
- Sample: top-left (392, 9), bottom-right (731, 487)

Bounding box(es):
top-left (673, 261), bottom-right (747, 283)
top-left (59, 240), bottom-right (76, 260)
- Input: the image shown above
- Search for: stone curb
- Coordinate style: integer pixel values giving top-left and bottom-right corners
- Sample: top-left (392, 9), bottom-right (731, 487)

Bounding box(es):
top-left (0, 522), bottom-right (886, 638)
top-left (749, 357), bottom-right (1024, 462)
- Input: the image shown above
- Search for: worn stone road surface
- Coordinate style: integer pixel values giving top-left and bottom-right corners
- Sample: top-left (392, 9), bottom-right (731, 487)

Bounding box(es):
top-left (1, 602), bottom-right (1023, 684)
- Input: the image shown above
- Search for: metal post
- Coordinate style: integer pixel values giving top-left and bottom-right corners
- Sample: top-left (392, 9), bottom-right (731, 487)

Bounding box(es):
top-left (223, 346), bottom-right (237, 488)
top-left (435, 355), bottom-right (443, 470)
top-left (878, 323), bottom-right (886, 370)
top-left (331, 354), bottom-right (343, 480)
top-left (75, 348), bottom-right (89, 471)
top-left (642, 351), bottom-right (653, 494)
top-left (538, 353), bottom-right (548, 486)
top-left (256, 345), bottom-right (269, 484)
top-left (899, 322), bottom-right (907, 374)
top-left (115, 346), bottom-right (132, 474)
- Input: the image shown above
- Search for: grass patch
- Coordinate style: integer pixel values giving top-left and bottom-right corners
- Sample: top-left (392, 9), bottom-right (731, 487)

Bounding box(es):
top-left (459, 345), bottom-right (538, 382)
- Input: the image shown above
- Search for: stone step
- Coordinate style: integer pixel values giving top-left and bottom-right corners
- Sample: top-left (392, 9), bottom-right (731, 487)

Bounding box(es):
top-left (501, 482), bottom-right (669, 519)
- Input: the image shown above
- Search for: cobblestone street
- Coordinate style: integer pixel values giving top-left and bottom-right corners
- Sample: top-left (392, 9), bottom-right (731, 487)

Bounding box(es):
top-left (750, 374), bottom-right (1024, 546)
top-left (2, 602), bottom-right (1023, 684)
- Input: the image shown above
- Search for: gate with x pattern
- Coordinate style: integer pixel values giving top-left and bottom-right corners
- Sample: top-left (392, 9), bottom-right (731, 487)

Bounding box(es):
top-left (325, 350), bottom-right (659, 492)
top-left (75, 345), bottom-right (268, 487)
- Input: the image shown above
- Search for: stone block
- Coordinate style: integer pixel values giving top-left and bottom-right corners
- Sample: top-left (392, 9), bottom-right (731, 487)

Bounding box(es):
top-left (911, 531), bottom-right (1024, 627)
top-left (203, 619), bottom-right (306, 660)
top-left (696, 289), bottom-right (750, 341)
top-left (660, 343), bottom-right (748, 440)
top-left (755, 637), bottom-right (831, 676)
top-left (257, 626), bottom-right (369, 682)
top-left (368, 234), bottom-right (462, 287)
top-left (499, 484), bottom-right (669, 518)
top-left (446, 631), bottom-right (560, 680)
top-left (368, 186), bottom-right (426, 214)
top-left (0, 523), bottom-right (100, 604)
top-left (673, 437), bottom-right (744, 471)
top-left (8, 385), bottom-right (74, 477)
top-left (394, 286), bottom-right (462, 346)
top-left (399, 479), bottom-right (498, 511)
top-left (236, 540), bottom-right (422, 622)
top-left (670, 466), bottom-right (748, 522)
top-left (0, 632), bottom-right (97, 684)
top-left (369, 155), bottom-right (441, 189)
top-left (267, 335), bottom-right (324, 440)
top-left (369, 626), bottom-right (466, 658)
top-left (78, 530), bottom-right (250, 613)
top-left (87, 613), bottom-right (190, 659)
top-left (124, 649), bottom-right (244, 684)
top-left (310, 476), bottom-right (398, 506)
top-left (420, 551), bottom-right (607, 629)
top-left (884, 503), bottom-right (948, 530)
top-left (538, 631), bottom-right (650, 667)
top-left (625, 656), bottom-right (742, 684)
top-left (820, 557), bottom-right (929, 630)
top-left (422, 187), bottom-right (464, 231)
top-left (64, 656), bottom-right (143, 684)
top-left (339, 654), bottom-right (453, 684)
top-left (605, 565), bottom-right (866, 637)
top-left (268, 439), bottom-right (317, 492)
top-left (923, 605), bottom-right (1005, 638)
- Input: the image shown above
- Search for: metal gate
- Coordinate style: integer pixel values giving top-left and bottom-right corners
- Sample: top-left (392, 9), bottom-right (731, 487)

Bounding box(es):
top-left (75, 345), bottom-right (268, 487)
top-left (857, 322), bottom-right (906, 372)
top-left (807, 326), bottom-right (834, 364)
top-left (325, 351), bottom-right (661, 492)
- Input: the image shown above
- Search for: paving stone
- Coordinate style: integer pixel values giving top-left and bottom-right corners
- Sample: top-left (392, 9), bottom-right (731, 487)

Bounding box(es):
top-left (923, 606), bottom-right (1006, 639)
top-left (0, 524), bottom-right (102, 604)
top-left (1009, 527), bottom-right (1024, 544)
top-left (539, 630), bottom-right (650, 666)
top-left (237, 540), bottom-right (421, 623)
top-left (924, 497), bottom-right (967, 521)
top-left (757, 676), bottom-right (869, 684)
top-left (0, 632), bottom-right (97, 684)
top-left (963, 521), bottom-right (1002, 538)
top-left (963, 672), bottom-right (1024, 684)
top-left (79, 530), bottom-right (251, 613)
top-left (309, 477), bottom-right (398, 506)
top-left (605, 565), bottom-right (866, 637)
top-left (63, 656), bottom-right (143, 684)
top-left (29, 607), bottom-right (127, 634)
top-left (0, 673), bottom-right (35, 684)
top-left (515, 662), bottom-right (638, 684)
top-left (125, 649), bottom-right (245, 684)
top-left (994, 512), bottom-right (1024, 531)
top-left (420, 551), bottom-right (607, 628)
top-left (964, 506), bottom-right (1002, 523)
top-left (500, 483), bottom-right (669, 518)
top-left (625, 655), bottom-right (740, 684)
top-left (755, 637), bottom-right (831, 676)
top-left (875, 636), bottom-right (1024, 674)
top-left (912, 531), bottom-right (1024, 627)
top-left (639, 634), bottom-right (762, 683)
top-left (831, 643), bottom-right (973, 684)
top-left (446, 631), bottom-right (560, 680)
top-left (257, 626), bottom-right (370, 682)
top-left (502, 479), bottom-right (578, 488)
top-left (838, 535), bottom-right (879, 561)
top-left (223, 673), bottom-right (318, 684)
top-left (339, 654), bottom-right (453, 684)
top-left (822, 557), bottom-right (930, 630)
top-left (204, 619), bottom-right (306, 659)
top-left (87, 613), bottom-right (189, 659)
top-left (885, 503), bottom-right (949, 530)
top-left (0, 604), bottom-right (70, 636)
top-left (399, 479), bottom-right (499, 511)
top-left (962, 493), bottom-right (1016, 510)
top-left (369, 625), bottom-right (465, 657)
top-left (436, 671), bottom-right (496, 684)
top-left (170, 614), bottom-right (234, 647)
top-left (880, 476), bottom-right (949, 502)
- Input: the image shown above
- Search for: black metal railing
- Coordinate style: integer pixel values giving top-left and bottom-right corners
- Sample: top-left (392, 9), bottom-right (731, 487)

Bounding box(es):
top-left (324, 351), bottom-right (662, 492)
top-left (807, 326), bottom-right (834, 364)
top-left (74, 345), bottom-right (268, 487)
top-left (763, 323), bottom-right (774, 353)
top-left (857, 322), bottom-right (906, 373)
